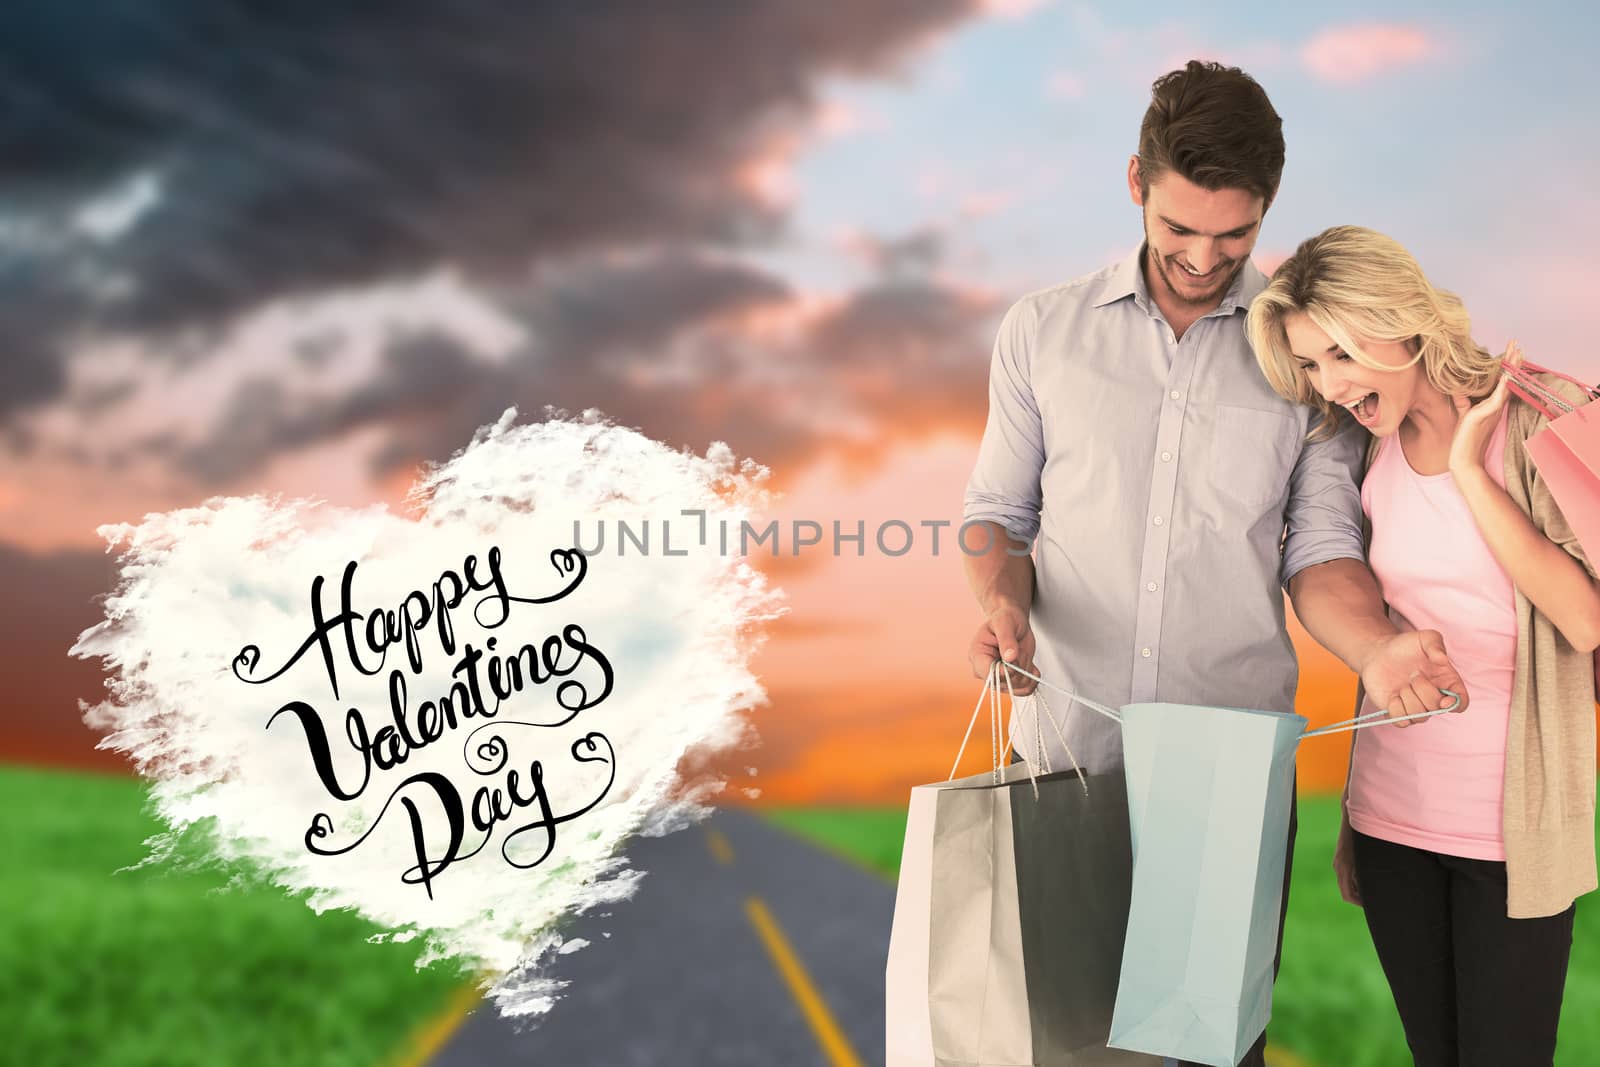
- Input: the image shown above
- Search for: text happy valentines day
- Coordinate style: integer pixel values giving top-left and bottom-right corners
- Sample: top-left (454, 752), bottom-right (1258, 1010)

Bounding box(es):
top-left (232, 545), bottom-right (616, 899)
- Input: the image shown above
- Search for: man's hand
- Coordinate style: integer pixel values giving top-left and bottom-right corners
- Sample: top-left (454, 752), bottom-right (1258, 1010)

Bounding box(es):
top-left (1333, 808), bottom-right (1362, 907)
top-left (968, 600), bottom-right (1037, 695)
top-left (1355, 629), bottom-right (1469, 727)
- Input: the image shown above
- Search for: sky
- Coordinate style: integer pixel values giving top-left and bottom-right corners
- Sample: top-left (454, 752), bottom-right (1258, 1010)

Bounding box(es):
top-left (4, 0), bottom-right (1598, 803)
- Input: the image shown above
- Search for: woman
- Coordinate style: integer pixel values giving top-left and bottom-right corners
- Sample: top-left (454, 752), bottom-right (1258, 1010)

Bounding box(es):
top-left (1245, 225), bottom-right (1600, 1066)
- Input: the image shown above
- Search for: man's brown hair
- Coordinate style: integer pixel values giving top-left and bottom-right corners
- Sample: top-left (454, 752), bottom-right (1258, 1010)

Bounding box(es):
top-left (1137, 60), bottom-right (1284, 208)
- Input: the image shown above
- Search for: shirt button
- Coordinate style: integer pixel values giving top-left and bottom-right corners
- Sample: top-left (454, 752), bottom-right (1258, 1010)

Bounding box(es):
top-left (1152, 516), bottom-right (1164, 526)
top-left (1146, 581), bottom-right (1158, 592)
top-left (1170, 390), bottom-right (1181, 400)
top-left (1141, 648), bottom-right (1152, 658)
top-left (1161, 451), bottom-right (1173, 462)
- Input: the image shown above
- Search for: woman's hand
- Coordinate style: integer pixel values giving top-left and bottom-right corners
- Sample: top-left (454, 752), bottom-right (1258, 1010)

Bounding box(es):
top-left (1448, 341), bottom-right (1522, 476)
top-left (1333, 807), bottom-right (1362, 907)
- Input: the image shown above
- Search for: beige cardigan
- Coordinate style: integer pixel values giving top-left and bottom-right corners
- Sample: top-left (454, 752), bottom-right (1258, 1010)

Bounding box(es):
top-left (1354, 371), bottom-right (1598, 919)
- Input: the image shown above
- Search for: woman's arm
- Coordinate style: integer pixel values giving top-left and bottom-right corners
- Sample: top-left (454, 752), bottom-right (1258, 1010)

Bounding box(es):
top-left (1452, 466), bottom-right (1600, 650)
top-left (1450, 373), bottom-right (1600, 653)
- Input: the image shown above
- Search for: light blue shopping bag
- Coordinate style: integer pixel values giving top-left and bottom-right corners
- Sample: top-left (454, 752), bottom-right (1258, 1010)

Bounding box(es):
top-left (994, 663), bottom-right (1457, 1067)
top-left (1106, 702), bottom-right (1303, 1067)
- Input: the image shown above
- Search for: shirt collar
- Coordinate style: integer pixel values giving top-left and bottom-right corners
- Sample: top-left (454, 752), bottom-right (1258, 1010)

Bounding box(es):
top-left (1090, 245), bottom-right (1148, 310)
top-left (1091, 243), bottom-right (1269, 319)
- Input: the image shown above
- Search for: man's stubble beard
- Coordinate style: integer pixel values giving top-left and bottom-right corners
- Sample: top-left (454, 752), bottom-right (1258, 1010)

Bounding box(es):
top-left (1142, 223), bottom-right (1247, 310)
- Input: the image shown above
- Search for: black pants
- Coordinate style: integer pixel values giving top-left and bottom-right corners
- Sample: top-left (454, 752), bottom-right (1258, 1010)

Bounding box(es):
top-left (1350, 830), bottom-right (1575, 1066)
top-left (1010, 750), bottom-right (1298, 1067)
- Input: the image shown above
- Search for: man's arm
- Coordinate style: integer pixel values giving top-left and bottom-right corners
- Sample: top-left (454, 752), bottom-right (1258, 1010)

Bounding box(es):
top-left (962, 299), bottom-right (1046, 694)
top-left (1280, 417), bottom-right (1468, 724)
top-left (963, 522), bottom-right (1038, 693)
top-left (1289, 559), bottom-right (1466, 723)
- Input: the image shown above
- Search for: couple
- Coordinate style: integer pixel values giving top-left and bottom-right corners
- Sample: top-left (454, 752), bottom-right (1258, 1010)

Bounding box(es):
top-left (962, 61), bottom-right (1598, 1066)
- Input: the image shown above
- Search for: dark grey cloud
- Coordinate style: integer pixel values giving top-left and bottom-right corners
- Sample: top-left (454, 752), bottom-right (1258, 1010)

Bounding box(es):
top-left (514, 253), bottom-right (794, 362)
top-left (159, 249), bottom-right (795, 485)
top-left (171, 252), bottom-right (1002, 487)
top-left (0, 0), bottom-right (976, 419)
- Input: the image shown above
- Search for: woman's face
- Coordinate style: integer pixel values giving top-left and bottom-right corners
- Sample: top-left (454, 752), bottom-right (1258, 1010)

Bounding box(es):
top-left (1282, 311), bottom-right (1425, 437)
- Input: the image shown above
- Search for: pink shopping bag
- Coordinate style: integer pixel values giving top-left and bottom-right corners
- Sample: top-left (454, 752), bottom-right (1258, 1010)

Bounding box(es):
top-left (1504, 361), bottom-right (1600, 563)
top-left (1504, 360), bottom-right (1600, 689)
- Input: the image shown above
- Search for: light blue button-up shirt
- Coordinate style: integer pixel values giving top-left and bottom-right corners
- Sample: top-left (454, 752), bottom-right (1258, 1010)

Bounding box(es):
top-left (964, 246), bottom-right (1366, 773)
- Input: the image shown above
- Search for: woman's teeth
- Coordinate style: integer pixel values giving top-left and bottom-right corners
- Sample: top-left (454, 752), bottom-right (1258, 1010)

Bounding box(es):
top-left (1344, 393), bottom-right (1378, 420)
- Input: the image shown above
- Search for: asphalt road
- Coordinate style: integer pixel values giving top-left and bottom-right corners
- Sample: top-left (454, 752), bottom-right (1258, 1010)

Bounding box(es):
top-left (418, 808), bottom-right (1312, 1067)
top-left (426, 807), bottom-right (892, 1066)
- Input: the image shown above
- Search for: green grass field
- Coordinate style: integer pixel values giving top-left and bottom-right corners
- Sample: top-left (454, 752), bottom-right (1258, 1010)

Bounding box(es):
top-left (11, 761), bottom-right (1598, 1066)
top-left (0, 764), bottom-right (469, 1067)
top-left (767, 797), bottom-right (1600, 1067)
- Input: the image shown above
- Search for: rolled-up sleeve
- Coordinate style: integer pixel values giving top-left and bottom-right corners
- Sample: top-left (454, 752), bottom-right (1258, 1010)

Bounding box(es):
top-left (964, 298), bottom-right (1045, 542)
top-left (1280, 417), bottom-right (1367, 586)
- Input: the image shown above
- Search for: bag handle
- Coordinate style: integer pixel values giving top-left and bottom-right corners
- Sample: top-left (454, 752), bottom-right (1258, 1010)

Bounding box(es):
top-left (997, 660), bottom-right (1463, 740)
top-left (1504, 363), bottom-right (1574, 420)
top-left (1301, 689), bottom-right (1461, 738)
top-left (1000, 667), bottom-right (1089, 795)
top-left (1513, 358), bottom-right (1600, 400)
top-left (963, 663), bottom-right (1459, 751)
top-left (1503, 359), bottom-right (1597, 422)
top-left (993, 660), bottom-right (1124, 723)
top-left (949, 663), bottom-right (1094, 797)
top-left (949, 664), bottom-right (1016, 785)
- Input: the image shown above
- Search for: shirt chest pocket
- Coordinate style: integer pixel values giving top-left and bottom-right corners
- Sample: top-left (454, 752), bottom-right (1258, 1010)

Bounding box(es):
top-left (1204, 404), bottom-right (1299, 511)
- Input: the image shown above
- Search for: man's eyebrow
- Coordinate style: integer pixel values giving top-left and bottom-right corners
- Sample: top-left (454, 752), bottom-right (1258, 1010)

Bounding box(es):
top-left (1158, 215), bottom-right (1258, 237)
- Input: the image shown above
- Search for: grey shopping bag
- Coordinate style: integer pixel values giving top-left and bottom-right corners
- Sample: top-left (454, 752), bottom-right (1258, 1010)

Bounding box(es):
top-left (1106, 702), bottom-right (1303, 1067)
top-left (886, 673), bottom-right (1161, 1066)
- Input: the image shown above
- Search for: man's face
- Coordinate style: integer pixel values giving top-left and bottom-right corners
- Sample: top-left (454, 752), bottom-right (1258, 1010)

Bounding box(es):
top-left (1127, 160), bottom-right (1265, 309)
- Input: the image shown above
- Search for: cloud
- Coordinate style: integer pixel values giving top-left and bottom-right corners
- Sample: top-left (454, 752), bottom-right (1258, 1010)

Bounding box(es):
top-left (0, 1), bottom-right (977, 420)
top-left (59, 249), bottom-right (999, 503)
top-left (980, 0), bottom-right (1055, 19)
top-left (836, 225), bottom-right (947, 276)
top-left (1301, 23), bottom-right (1438, 85)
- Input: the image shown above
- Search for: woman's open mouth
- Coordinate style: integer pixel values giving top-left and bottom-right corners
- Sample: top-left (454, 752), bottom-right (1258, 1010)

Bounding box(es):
top-left (1344, 392), bottom-right (1380, 427)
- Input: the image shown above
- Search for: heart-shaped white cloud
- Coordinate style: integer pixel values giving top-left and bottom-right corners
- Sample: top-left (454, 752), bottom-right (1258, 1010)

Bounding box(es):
top-left (72, 409), bottom-right (784, 1018)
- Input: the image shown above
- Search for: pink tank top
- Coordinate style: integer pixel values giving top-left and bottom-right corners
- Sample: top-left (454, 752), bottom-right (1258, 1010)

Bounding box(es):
top-left (1346, 408), bottom-right (1516, 861)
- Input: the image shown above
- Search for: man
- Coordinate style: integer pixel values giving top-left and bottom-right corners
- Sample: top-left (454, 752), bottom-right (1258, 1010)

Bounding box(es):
top-left (961, 61), bottom-right (1466, 1067)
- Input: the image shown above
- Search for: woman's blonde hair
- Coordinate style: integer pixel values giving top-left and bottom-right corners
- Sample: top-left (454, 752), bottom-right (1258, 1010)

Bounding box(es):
top-left (1246, 225), bottom-right (1500, 439)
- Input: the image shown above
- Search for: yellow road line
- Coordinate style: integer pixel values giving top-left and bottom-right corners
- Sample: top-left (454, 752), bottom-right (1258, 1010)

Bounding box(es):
top-left (707, 827), bottom-right (734, 865)
top-left (745, 896), bottom-right (865, 1067)
top-left (385, 979), bottom-right (485, 1067)
top-left (1265, 1043), bottom-right (1318, 1067)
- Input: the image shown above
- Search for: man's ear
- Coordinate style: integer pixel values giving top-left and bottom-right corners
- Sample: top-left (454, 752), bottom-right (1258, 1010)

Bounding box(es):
top-left (1127, 156), bottom-right (1144, 207)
